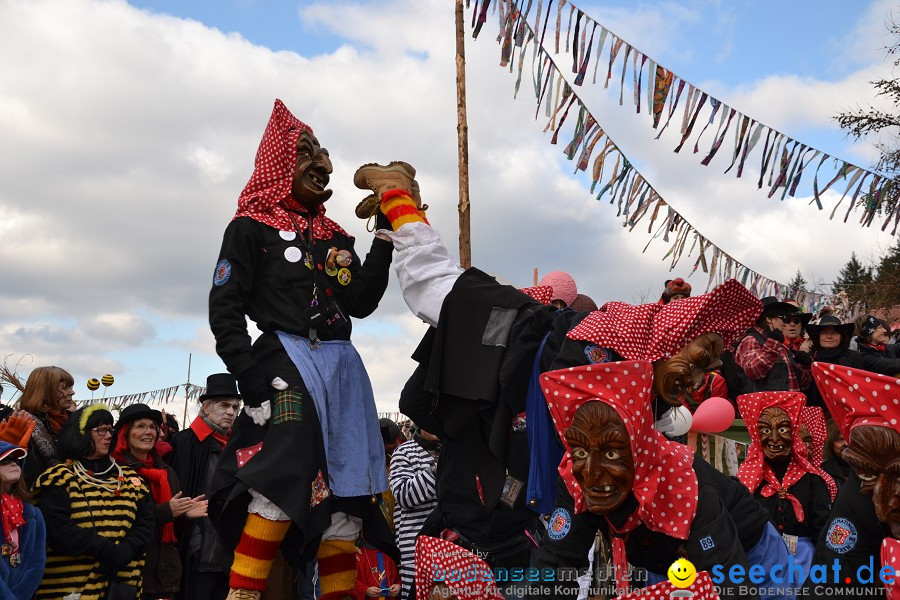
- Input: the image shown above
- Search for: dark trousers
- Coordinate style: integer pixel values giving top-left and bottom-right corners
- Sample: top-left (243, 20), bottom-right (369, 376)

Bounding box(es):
top-left (186, 571), bottom-right (229, 600)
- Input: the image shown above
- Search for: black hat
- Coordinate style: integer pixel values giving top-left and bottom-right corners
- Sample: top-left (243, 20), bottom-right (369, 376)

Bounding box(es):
top-left (379, 418), bottom-right (402, 444)
top-left (807, 315), bottom-right (855, 340)
top-left (860, 315), bottom-right (888, 338)
top-left (199, 373), bottom-right (241, 402)
top-left (116, 403), bottom-right (162, 430)
top-left (760, 296), bottom-right (798, 317)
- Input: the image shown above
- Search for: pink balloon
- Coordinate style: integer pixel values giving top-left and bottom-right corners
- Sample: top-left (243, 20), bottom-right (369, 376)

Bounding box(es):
top-left (689, 396), bottom-right (735, 433)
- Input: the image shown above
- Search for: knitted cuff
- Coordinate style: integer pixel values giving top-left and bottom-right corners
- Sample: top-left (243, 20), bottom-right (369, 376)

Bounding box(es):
top-left (316, 539), bottom-right (358, 599)
top-left (381, 192), bottom-right (426, 230)
top-left (229, 513), bottom-right (290, 591)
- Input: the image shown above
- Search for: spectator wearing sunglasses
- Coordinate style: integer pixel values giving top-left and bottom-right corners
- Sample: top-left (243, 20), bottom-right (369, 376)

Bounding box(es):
top-left (0, 442), bottom-right (45, 600)
top-left (781, 300), bottom-right (813, 353)
top-left (734, 297), bottom-right (813, 393)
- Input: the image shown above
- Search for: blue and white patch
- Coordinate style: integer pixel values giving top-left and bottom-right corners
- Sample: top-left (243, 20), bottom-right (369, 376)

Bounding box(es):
top-left (213, 259), bottom-right (232, 286)
top-left (700, 535), bottom-right (716, 551)
top-left (584, 344), bottom-right (611, 364)
top-left (825, 518), bottom-right (858, 554)
top-left (547, 507), bottom-right (572, 541)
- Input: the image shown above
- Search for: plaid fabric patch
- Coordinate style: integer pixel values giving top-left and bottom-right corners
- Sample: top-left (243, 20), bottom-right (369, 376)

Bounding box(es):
top-left (273, 388), bottom-right (303, 424)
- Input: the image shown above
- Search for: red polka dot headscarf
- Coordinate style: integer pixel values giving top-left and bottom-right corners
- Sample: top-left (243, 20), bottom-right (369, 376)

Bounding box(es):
top-left (519, 285), bottom-right (553, 305)
top-left (541, 361), bottom-right (698, 591)
top-left (812, 362), bottom-right (900, 440)
top-left (413, 536), bottom-right (505, 600)
top-left (233, 99), bottom-right (348, 240)
top-left (736, 391), bottom-right (837, 522)
top-left (881, 538), bottom-right (900, 600)
top-left (800, 405), bottom-right (827, 467)
top-left (566, 279), bottom-right (761, 361)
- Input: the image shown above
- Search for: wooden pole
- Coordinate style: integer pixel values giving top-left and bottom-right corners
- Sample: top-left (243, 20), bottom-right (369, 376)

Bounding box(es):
top-left (455, 0), bottom-right (471, 269)
top-left (182, 353), bottom-right (192, 427)
top-left (533, 268), bottom-right (539, 286)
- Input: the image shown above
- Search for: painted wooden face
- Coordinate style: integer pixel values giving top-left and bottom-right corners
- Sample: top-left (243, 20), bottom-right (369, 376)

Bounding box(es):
top-left (564, 402), bottom-right (634, 514)
top-left (290, 130), bottom-right (333, 209)
top-left (844, 426), bottom-right (900, 539)
top-left (758, 406), bottom-right (793, 463)
top-left (653, 332), bottom-right (725, 406)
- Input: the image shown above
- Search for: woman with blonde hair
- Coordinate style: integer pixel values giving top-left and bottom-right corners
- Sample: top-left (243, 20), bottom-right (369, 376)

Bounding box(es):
top-left (16, 366), bottom-right (75, 486)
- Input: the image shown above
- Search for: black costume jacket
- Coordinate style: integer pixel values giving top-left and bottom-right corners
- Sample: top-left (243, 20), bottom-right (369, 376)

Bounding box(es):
top-left (752, 460), bottom-right (831, 540)
top-left (207, 214), bottom-right (396, 565)
top-left (531, 457), bottom-right (763, 600)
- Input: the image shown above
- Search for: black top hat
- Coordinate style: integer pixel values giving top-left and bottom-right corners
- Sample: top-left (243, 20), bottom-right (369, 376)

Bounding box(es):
top-left (760, 296), bottom-right (798, 317)
top-left (379, 418), bottom-right (402, 444)
top-left (116, 403), bottom-right (162, 429)
top-left (199, 373), bottom-right (241, 402)
top-left (807, 315), bottom-right (855, 340)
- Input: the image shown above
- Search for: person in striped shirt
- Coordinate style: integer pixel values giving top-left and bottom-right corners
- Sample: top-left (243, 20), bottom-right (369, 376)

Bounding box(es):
top-left (389, 427), bottom-right (440, 599)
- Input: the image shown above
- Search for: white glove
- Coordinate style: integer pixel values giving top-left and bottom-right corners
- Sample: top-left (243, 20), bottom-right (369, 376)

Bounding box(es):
top-left (244, 377), bottom-right (289, 426)
top-left (654, 405), bottom-right (693, 437)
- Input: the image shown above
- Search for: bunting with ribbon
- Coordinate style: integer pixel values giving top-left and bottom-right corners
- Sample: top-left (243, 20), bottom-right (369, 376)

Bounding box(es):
top-left (471, 0), bottom-right (865, 316)
top-left (470, 0), bottom-right (900, 233)
top-left (75, 382), bottom-right (206, 408)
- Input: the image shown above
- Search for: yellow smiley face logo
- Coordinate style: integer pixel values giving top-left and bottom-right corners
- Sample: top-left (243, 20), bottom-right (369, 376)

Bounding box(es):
top-left (666, 558), bottom-right (697, 588)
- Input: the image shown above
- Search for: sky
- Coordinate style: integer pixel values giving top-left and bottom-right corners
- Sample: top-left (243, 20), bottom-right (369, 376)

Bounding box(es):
top-left (1, 0), bottom-right (898, 416)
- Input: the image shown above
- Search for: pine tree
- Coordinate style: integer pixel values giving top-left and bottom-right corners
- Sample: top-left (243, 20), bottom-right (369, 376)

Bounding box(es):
top-left (787, 270), bottom-right (807, 297)
top-left (832, 252), bottom-right (874, 305)
top-left (872, 238), bottom-right (900, 307)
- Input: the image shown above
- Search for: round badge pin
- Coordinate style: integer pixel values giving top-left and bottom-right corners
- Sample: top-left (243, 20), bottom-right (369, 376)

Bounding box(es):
top-left (284, 247), bottom-right (303, 263)
top-left (8, 553), bottom-right (20, 567)
top-left (325, 264), bottom-right (338, 276)
top-left (335, 250), bottom-right (353, 267)
top-left (337, 268), bottom-right (352, 286)
top-left (279, 230), bottom-right (297, 241)
top-left (131, 477), bottom-right (142, 487)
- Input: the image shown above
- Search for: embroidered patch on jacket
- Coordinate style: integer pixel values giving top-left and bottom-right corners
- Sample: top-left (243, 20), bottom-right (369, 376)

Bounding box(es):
top-left (547, 507), bottom-right (572, 541)
top-left (213, 259), bottom-right (232, 286)
top-left (584, 344), bottom-right (610, 364)
top-left (700, 535), bottom-right (716, 551)
top-left (310, 469), bottom-right (330, 507)
top-left (236, 442), bottom-right (263, 468)
top-left (273, 389), bottom-right (303, 424)
top-left (825, 518), bottom-right (858, 554)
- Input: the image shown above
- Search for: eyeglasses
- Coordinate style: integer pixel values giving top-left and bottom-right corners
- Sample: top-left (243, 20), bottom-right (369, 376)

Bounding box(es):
top-left (91, 426), bottom-right (114, 436)
top-left (781, 315), bottom-right (803, 325)
top-left (131, 423), bottom-right (159, 433)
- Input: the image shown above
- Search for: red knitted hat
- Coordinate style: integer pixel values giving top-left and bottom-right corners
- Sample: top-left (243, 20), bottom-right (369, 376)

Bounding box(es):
top-left (662, 277), bottom-right (692, 300)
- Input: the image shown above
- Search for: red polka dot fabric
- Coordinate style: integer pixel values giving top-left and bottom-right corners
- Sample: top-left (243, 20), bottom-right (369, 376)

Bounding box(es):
top-left (800, 406), bottom-right (827, 467)
top-left (736, 392), bottom-right (837, 522)
top-left (541, 361), bottom-right (698, 591)
top-left (614, 570), bottom-right (720, 599)
top-left (811, 362), bottom-right (900, 440)
top-left (519, 285), bottom-right (553, 305)
top-left (233, 99), bottom-right (349, 240)
top-left (882, 538), bottom-right (900, 600)
top-left (567, 279), bottom-right (762, 361)
top-left (236, 442), bottom-right (263, 469)
top-left (0, 492), bottom-right (24, 546)
top-left (413, 535), bottom-right (505, 600)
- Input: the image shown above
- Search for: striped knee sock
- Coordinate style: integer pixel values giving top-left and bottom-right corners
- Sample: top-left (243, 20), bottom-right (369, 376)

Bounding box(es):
top-left (316, 539), bottom-right (358, 600)
top-left (229, 513), bottom-right (291, 591)
top-left (381, 189), bottom-right (428, 229)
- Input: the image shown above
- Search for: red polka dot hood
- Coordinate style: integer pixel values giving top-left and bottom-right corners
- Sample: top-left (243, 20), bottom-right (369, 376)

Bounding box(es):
top-left (566, 279), bottom-right (761, 361)
top-left (232, 99), bottom-right (348, 240)
top-left (736, 391), bottom-right (837, 522)
top-left (812, 361), bottom-right (900, 440)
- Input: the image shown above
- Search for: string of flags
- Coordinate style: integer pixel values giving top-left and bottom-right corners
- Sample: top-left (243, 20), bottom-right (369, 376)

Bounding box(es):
top-left (470, 0), bottom-right (866, 317)
top-left (75, 382), bottom-right (206, 408)
top-left (470, 0), bottom-right (900, 233)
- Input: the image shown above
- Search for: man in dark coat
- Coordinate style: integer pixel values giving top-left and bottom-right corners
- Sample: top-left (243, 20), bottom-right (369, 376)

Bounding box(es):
top-left (170, 373), bottom-right (240, 600)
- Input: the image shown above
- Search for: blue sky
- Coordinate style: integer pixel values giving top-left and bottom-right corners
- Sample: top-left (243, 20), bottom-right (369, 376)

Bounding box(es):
top-left (0, 0), bottom-right (897, 415)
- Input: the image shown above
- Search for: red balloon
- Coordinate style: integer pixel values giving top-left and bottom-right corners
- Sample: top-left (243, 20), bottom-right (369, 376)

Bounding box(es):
top-left (689, 396), bottom-right (735, 433)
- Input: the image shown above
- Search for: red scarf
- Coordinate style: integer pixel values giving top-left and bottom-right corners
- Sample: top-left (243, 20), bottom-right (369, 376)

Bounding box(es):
top-left (233, 99), bottom-right (349, 240)
top-left (783, 336), bottom-right (803, 352)
top-left (190, 416), bottom-right (229, 448)
top-left (112, 430), bottom-right (177, 544)
top-left (736, 392), bottom-right (836, 523)
top-left (47, 410), bottom-right (68, 435)
top-left (0, 493), bottom-right (24, 546)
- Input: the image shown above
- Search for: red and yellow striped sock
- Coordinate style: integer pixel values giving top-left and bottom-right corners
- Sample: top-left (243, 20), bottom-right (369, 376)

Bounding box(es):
top-left (381, 189), bottom-right (428, 229)
top-left (229, 513), bottom-right (291, 591)
top-left (316, 539), bottom-right (358, 600)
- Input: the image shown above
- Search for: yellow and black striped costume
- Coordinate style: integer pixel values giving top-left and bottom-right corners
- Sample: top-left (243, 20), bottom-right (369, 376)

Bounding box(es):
top-left (34, 460), bottom-right (152, 600)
